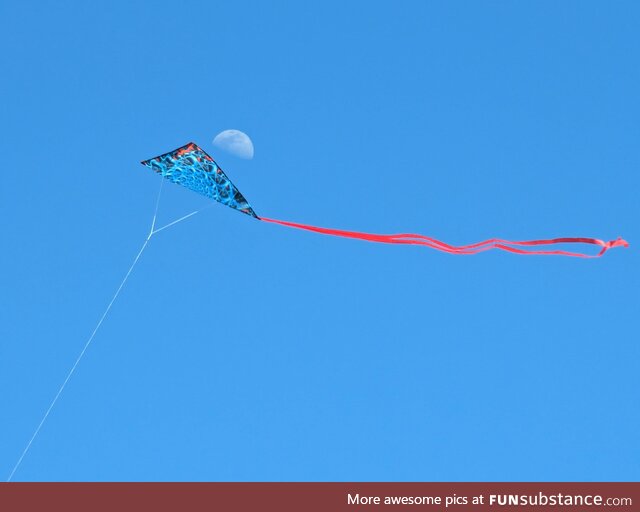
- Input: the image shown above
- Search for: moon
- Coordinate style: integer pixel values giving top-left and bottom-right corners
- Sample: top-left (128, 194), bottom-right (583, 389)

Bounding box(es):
top-left (212, 129), bottom-right (254, 160)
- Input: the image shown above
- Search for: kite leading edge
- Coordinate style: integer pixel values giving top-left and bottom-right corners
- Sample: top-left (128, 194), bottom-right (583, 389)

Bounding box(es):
top-left (141, 142), bottom-right (628, 258)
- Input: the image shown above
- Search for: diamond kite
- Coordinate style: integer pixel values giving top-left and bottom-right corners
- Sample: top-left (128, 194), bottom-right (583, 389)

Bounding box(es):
top-left (141, 142), bottom-right (628, 258)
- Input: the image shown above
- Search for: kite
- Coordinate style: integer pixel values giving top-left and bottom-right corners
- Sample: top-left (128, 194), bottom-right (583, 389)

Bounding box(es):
top-left (7, 140), bottom-right (629, 482)
top-left (142, 142), bottom-right (628, 258)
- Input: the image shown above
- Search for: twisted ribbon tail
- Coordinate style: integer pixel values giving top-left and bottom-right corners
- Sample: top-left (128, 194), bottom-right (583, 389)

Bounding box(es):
top-left (260, 217), bottom-right (628, 258)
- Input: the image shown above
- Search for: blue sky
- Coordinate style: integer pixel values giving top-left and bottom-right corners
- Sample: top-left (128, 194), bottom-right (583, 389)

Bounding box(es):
top-left (1, 1), bottom-right (638, 481)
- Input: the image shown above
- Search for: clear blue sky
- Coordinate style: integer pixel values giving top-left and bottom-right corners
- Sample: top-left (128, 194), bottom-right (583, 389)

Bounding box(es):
top-left (1, 1), bottom-right (638, 481)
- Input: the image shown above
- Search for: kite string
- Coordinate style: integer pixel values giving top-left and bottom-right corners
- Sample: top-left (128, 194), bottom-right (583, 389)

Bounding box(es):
top-left (151, 202), bottom-right (216, 236)
top-left (7, 177), bottom-right (168, 482)
top-left (151, 211), bottom-right (199, 235)
top-left (6, 237), bottom-right (150, 482)
top-left (149, 172), bottom-right (165, 235)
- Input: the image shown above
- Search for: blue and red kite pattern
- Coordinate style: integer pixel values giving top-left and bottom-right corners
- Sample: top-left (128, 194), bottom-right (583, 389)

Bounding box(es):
top-left (141, 142), bottom-right (258, 218)
top-left (141, 143), bottom-right (628, 258)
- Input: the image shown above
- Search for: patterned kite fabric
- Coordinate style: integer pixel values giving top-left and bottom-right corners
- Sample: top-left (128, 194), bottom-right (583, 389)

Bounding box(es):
top-left (141, 142), bottom-right (259, 219)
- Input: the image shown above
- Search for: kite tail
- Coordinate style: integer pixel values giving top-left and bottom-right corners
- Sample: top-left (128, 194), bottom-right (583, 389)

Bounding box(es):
top-left (260, 217), bottom-right (628, 258)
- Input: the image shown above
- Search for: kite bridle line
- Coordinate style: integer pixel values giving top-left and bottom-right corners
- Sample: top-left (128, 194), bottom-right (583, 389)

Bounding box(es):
top-left (7, 178), bottom-right (206, 482)
top-left (150, 201), bottom-right (218, 236)
top-left (148, 166), bottom-right (165, 236)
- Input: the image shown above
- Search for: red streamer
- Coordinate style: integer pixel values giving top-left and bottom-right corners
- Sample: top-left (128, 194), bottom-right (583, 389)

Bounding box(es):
top-left (260, 217), bottom-right (628, 258)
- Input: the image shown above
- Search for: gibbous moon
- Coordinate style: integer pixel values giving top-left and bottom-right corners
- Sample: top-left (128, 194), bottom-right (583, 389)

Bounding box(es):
top-left (212, 129), bottom-right (254, 160)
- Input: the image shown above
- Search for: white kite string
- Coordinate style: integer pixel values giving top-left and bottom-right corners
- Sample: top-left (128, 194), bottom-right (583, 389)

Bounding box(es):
top-left (151, 211), bottom-right (199, 235)
top-left (7, 238), bottom-right (150, 482)
top-left (149, 172), bottom-right (165, 235)
top-left (151, 202), bottom-right (216, 236)
top-left (7, 177), bottom-right (204, 481)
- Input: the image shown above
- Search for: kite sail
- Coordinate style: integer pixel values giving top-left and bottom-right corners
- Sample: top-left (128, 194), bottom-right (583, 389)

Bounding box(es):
top-left (141, 142), bottom-right (628, 258)
top-left (141, 142), bottom-right (258, 218)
